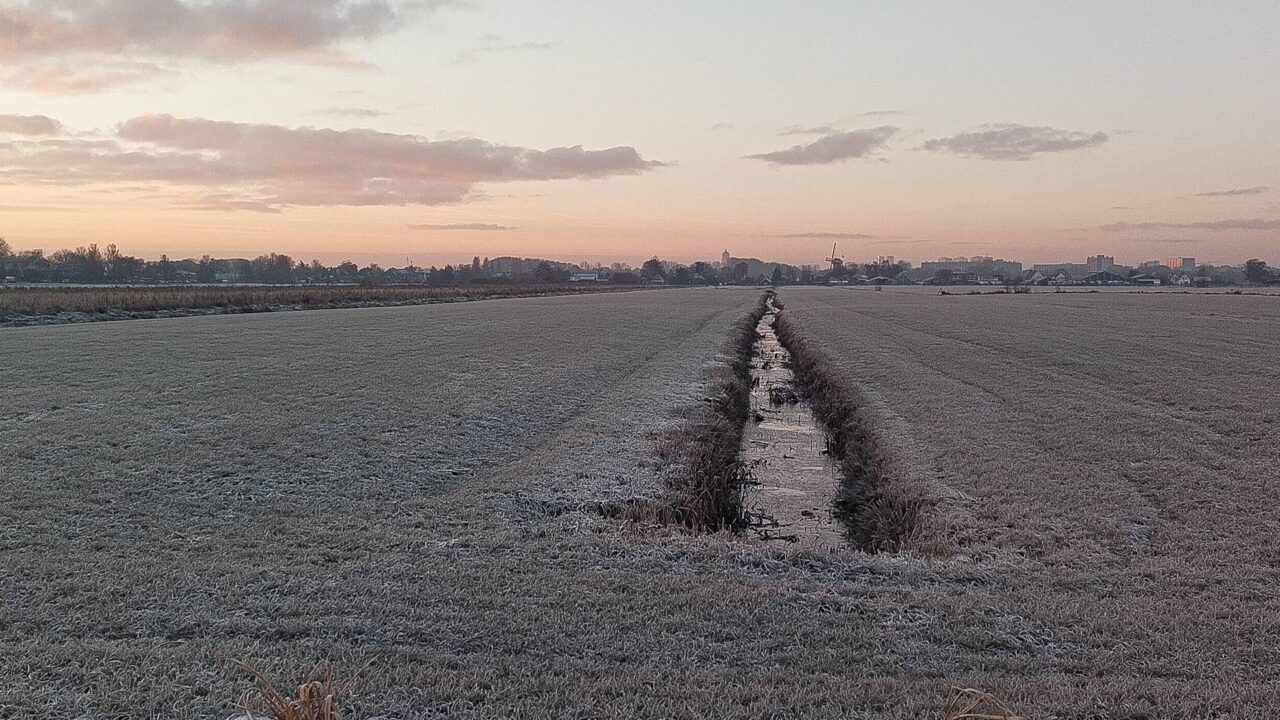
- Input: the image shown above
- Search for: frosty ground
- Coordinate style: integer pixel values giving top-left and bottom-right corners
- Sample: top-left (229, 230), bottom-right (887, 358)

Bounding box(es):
top-left (2, 287), bottom-right (1277, 718)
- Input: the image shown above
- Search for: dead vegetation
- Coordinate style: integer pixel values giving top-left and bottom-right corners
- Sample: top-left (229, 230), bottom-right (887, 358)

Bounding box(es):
top-left (236, 661), bottom-right (361, 720)
top-left (5, 287), bottom-right (1280, 718)
top-left (941, 687), bottom-right (1021, 720)
top-left (773, 310), bottom-right (934, 553)
top-left (0, 283), bottom-right (630, 325)
top-left (645, 291), bottom-right (773, 531)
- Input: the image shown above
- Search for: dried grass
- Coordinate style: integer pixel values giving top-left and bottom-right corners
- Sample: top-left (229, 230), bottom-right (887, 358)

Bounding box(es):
top-left (941, 687), bottom-right (1022, 720)
top-left (236, 661), bottom-right (364, 720)
top-left (0, 283), bottom-right (628, 323)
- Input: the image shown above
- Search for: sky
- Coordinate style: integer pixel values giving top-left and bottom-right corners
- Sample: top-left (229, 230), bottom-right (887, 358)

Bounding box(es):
top-left (1, 0), bottom-right (1278, 267)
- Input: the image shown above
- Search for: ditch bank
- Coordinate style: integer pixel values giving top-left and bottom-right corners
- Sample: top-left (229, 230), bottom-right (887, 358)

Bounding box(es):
top-left (616, 289), bottom-right (931, 553)
top-left (624, 291), bottom-right (770, 531)
top-left (772, 305), bottom-right (931, 553)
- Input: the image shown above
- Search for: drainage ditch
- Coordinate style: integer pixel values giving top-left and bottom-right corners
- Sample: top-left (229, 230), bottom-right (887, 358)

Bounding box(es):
top-left (741, 298), bottom-right (845, 549)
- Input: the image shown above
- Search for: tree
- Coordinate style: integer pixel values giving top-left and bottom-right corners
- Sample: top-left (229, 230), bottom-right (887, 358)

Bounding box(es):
top-left (1245, 259), bottom-right (1271, 284)
top-left (156, 254), bottom-right (174, 283)
top-left (933, 268), bottom-right (955, 285)
top-left (641, 257), bottom-right (665, 280)
top-left (691, 261), bottom-right (715, 283)
top-left (534, 261), bottom-right (557, 283)
top-left (0, 237), bottom-right (11, 258)
top-left (770, 266), bottom-right (784, 286)
top-left (733, 261), bottom-right (749, 283)
top-left (196, 255), bottom-right (217, 283)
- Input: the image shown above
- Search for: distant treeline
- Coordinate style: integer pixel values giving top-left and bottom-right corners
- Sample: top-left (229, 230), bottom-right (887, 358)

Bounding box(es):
top-left (2, 237), bottom-right (1275, 287)
top-left (0, 238), bottom-right (800, 287)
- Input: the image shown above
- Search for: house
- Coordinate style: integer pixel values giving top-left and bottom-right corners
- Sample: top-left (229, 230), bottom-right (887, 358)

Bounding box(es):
top-left (569, 272), bottom-right (601, 283)
top-left (1171, 273), bottom-right (1193, 286)
top-left (1131, 274), bottom-right (1162, 286)
top-left (1080, 270), bottom-right (1129, 286)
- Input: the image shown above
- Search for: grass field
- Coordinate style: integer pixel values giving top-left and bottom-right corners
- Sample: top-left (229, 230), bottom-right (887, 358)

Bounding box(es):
top-left (2, 287), bottom-right (1277, 718)
top-left (0, 283), bottom-right (631, 326)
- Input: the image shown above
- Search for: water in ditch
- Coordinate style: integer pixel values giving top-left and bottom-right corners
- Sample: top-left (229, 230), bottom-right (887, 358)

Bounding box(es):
top-left (742, 303), bottom-right (844, 549)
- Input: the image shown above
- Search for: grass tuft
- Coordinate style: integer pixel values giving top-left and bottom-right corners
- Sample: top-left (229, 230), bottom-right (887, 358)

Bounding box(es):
top-left (236, 660), bottom-right (363, 720)
top-left (942, 687), bottom-right (1022, 720)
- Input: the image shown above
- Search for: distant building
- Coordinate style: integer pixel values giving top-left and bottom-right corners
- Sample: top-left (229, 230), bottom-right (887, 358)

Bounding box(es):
top-left (1165, 257), bottom-right (1196, 272)
top-left (1086, 255), bottom-right (1115, 273)
top-left (921, 257), bottom-right (1022, 282)
top-left (569, 272), bottom-right (602, 283)
top-left (1081, 270), bottom-right (1128, 285)
top-left (721, 249), bottom-right (731, 268)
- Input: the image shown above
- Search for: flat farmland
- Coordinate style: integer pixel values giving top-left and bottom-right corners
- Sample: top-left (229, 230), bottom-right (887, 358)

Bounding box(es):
top-left (3, 286), bottom-right (1279, 718)
top-left (777, 287), bottom-right (1280, 715)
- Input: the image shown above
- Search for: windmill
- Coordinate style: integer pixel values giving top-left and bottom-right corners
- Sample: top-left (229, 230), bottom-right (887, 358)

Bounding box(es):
top-left (826, 243), bottom-right (844, 274)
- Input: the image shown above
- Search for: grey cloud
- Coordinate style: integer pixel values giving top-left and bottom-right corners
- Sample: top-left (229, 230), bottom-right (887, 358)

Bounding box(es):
top-left (451, 36), bottom-right (556, 65)
top-left (745, 127), bottom-right (897, 166)
top-left (922, 124), bottom-right (1108, 161)
top-left (766, 232), bottom-right (881, 240)
top-left (0, 114), bottom-right (63, 135)
top-left (0, 114), bottom-right (666, 211)
top-left (777, 124), bottom-right (838, 136)
top-left (1100, 218), bottom-right (1280, 232)
top-left (0, 0), bottom-right (443, 61)
top-left (408, 223), bottom-right (516, 231)
top-left (1193, 186), bottom-right (1269, 197)
top-left (316, 107), bottom-right (391, 118)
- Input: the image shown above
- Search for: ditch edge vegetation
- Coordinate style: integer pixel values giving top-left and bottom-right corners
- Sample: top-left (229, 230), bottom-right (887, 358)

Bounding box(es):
top-left (771, 301), bottom-right (931, 553)
top-left (608, 291), bottom-right (771, 532)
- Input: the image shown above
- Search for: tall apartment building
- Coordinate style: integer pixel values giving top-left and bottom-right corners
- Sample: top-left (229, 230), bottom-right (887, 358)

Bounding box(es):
top-left (1087, 255), bottom-right (1115, 273)
top-left (1165, 257), bottom-right (1196, 272)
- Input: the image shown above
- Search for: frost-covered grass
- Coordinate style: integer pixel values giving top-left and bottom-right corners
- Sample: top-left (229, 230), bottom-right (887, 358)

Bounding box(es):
top-left (774, 287), bottom-right (1280, 717)
top-left (2, 287), bottom-right (1276, 718)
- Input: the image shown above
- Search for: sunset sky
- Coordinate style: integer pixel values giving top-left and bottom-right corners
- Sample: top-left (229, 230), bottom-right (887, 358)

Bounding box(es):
top-left (2, 1), bottom-right (1278, 267)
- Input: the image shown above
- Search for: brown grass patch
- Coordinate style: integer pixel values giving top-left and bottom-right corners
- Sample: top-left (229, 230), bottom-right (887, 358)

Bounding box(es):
top-left (236, 660), bottom-right (364, 720)
top-left (0, 283), bottom-right (632, 324)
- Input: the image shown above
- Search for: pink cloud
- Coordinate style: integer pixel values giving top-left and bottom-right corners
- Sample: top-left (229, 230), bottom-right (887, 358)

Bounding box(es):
top-left (0, 61), bottom-right (171, 94)
top-left (0, 113), bottom-right (667, 211)
top-left (0, 113), bottom-right (62, 135)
